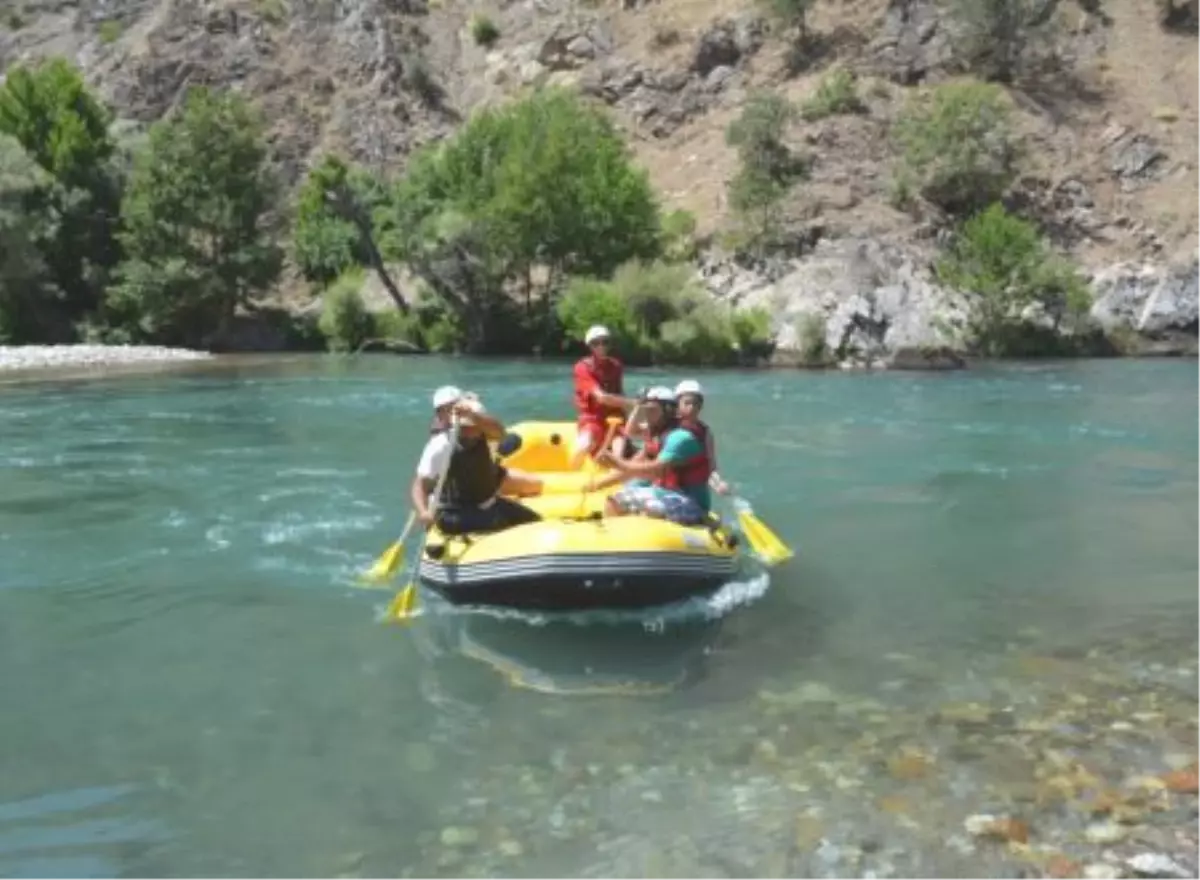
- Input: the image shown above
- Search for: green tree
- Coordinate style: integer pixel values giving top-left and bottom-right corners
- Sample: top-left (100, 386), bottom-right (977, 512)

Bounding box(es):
top-left (725, 91), bottom-right (805, 252)
top-left (382, 87), bottom-right (662, 352)
top-left (0, 58), bottom-right (123, 330)
top-left (107, 87), bottom-right (282, 346)
top-left (0, 135), bottom-right (57, 342)
top-left (292, 153), bottom-right (391, 286)
top-left (891, 81), bottom-right (1020, 216)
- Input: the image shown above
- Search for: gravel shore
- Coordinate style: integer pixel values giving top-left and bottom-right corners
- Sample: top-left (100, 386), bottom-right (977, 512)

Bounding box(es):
top-left (0, 344), bottom-right (213, 374)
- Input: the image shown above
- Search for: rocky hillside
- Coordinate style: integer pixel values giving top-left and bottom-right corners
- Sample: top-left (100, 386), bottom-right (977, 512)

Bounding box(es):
top-left (2, 0), bottom-right (1197, 362)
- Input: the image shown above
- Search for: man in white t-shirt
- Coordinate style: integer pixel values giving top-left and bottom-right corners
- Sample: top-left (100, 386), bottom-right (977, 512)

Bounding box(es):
top-left (410, 385), bottom-right (542, 535)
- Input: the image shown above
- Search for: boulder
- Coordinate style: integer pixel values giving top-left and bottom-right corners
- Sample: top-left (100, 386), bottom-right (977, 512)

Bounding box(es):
top-left (700, 238), bottom-right (970, 369)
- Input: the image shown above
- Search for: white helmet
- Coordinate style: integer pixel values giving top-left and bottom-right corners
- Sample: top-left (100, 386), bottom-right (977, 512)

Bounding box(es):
top-left (584, 325), bottom-right (611, 345)
top-left (431, 385), bottom-right (462, 409)
top-left (645, 385), bottom-right (677, 405)
top-left (675, 379), bottom-right (704, 398)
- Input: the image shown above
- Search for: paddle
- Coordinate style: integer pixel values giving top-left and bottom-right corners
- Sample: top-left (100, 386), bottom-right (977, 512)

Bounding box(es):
top-left (360, 511), bottom-right (417, 585)
top-left (730, 496), bottom-right (793, 566)
top-left (384, 414), bottom-right (462, 624)
top-left (576, 416), bottom-right (625, 517)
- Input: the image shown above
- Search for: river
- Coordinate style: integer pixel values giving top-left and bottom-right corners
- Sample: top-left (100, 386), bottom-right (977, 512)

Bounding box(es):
top-left (1, 355), bottom-right (1196, 878)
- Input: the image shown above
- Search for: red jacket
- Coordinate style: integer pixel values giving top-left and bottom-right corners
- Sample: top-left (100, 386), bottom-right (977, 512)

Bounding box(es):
top-left (646, 422), bottom-right (713, 491)
top-left (573, 355), bottom-right (624, 433)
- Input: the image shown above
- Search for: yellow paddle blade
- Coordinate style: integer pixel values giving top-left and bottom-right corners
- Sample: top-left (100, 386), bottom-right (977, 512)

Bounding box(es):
top-left (737, 506), bottom-right (794, 566)
top-left (360, 539), bottom-right (405, 584)
top-left (384, 582), bottom-right (420, 623)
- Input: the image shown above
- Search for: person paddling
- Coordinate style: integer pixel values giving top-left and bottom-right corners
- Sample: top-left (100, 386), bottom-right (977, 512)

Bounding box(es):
top-left (569, 325), bottom-right (636, 469)
top-left (411, 386), bottom-right (543, 536)
top-left (675, 379), bottom-right (730, 497)
top-left (587, 386), bottom-right (713, 526)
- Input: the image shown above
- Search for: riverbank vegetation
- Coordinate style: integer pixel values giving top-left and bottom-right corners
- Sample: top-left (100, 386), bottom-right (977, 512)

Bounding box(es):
top-left (0, 56), bottom-right (1106, 362)
top-left (0, 59), bottom-right (775, 365)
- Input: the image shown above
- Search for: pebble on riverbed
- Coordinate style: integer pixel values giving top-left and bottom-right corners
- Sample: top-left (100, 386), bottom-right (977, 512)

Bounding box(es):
top-left (409, 629), bottom-right (1198, 879)
top-left (0, 344), bottom-right (212, 373)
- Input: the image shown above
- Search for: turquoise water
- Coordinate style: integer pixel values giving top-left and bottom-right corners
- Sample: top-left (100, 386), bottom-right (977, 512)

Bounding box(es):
top-left (0, 356), bottom-right (1196, 877)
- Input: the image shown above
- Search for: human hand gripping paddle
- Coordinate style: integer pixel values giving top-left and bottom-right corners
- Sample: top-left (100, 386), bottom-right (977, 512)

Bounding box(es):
top-left (575, 416), bottom-right (625, 517)
top-left (383, 414), bottom-right (462, 623)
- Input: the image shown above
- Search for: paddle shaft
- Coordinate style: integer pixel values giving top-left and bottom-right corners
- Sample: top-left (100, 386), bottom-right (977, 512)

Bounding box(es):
top-left (398, 416), bottom-right (462, 605)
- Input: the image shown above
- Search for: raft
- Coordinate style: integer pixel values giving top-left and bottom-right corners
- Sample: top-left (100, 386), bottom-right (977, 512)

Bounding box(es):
top-left (494, 420), bottom-right (614, 495)
top-left (418, 514), bottom-right (740, 612)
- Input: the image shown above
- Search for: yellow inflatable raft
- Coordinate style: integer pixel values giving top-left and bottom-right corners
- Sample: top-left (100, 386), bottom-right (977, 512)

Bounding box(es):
top-left (418, 515), bottom-right (740, 612)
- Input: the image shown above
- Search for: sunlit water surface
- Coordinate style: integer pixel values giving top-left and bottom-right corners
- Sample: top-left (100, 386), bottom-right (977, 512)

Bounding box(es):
top-left (1, 356), bottom-right (1196, 877)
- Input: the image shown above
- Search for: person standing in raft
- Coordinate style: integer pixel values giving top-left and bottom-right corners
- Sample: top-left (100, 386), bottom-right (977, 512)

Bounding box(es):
top-left (568, 325), bottom-right (637, 469)
top-left (586, 386), bottom-right (713, 527)
top-left (412, 386), bottom-right (543, 536)
top-left (674, 379), bottom-right (731, 498)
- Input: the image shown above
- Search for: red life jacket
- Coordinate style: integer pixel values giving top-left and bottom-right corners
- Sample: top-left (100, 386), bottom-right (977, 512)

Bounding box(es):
top-left (574, 355), bottom-right (624, 432)
top-left (651, 422), bottom-right (713, 491)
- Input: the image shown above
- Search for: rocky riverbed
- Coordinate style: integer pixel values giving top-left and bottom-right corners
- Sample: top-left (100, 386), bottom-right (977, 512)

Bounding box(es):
top-left (358, 619), bottom-right (1199, 879)
top-left (0, 344), bottom-right (213, 375)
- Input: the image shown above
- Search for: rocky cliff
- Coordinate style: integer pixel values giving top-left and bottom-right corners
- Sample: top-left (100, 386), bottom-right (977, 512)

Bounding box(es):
top-left (3, 0), bottom-right (1196, 364)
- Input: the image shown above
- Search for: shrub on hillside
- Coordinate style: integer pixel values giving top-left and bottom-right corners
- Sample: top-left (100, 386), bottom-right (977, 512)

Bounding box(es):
top-left (801, 68), bottom-right (867, 120)
top-left (660, 208), bottom-right (700, 261)
top-left (891, 81), bottom-right (1020, 217)
top-left (936, 202), bottom-right (1091, 355)
top-left (470, 14), bottom-right (500, 46)
top-left (948, 0), bottom-right (1061, 83)
top-left (557, 259), bottom-right (776, 365)
top-left (725, 91), bottom-right (806, 253)
top-left (107, 87), bottom-right (282, 347)
top-left (761, 0), bottom-right (815, 43)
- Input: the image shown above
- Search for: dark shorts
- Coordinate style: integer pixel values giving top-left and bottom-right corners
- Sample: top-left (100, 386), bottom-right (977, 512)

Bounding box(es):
top-left (437, 497), bottom-right (540, 536)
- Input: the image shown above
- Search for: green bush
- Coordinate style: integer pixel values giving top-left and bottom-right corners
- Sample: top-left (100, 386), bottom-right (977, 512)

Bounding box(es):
top-left (761, 0), bottom-right (814, 41)
top-left (891, 80), bottom-right (1019, 216)
top-left (98, 20), bottom-right (123, 43)
top-left (660, 208), bottom-right (699, 261)
top-left (557, 259), bottom-right (775, 365)
top-left (794, 312), bottom-right (830, 366)
top-left (470, 14), bottom-right (500, 46)
top-left (801, 68), bottom-right (866, 120)
top-left (948, 0), bottom-right (1059, 83)
top-left (318, 271), bottom-right (374, 352)
top-left (936, 202), bottom-right (1091, 355)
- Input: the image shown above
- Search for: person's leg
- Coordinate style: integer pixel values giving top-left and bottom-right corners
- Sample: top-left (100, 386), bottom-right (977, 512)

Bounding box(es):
top-left (568, 424), bottom-right (597, 471)
top-left (501, 469), bottom-right (543, 498)
top-left (657, 490), bottom-right (706, 526)
top-left (606, 485), bottom-right (661, 518)
top-left (435, 506), bottom-right (468, 535)
top-left (492, 497), bottom-right (541, 529)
